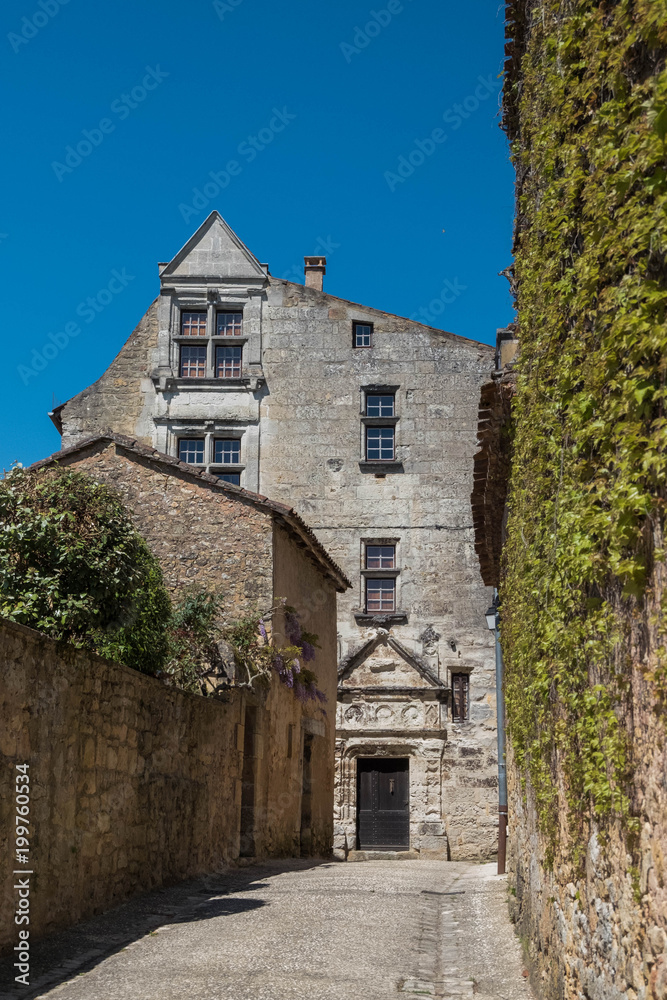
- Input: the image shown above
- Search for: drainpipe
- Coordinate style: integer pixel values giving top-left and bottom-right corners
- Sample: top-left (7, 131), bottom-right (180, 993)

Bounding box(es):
top-left (486, 590), bottom-right (507, 875)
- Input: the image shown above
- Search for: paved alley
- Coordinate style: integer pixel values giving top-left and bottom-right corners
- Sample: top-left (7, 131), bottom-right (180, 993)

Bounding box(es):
top-left (1, 861), bottom-right (536, 1000)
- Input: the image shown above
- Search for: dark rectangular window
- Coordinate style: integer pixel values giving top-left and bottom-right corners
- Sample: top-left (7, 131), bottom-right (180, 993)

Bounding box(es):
top-left (366, 393), bottom-right (395, 417)
top-left (178, 438), bottom-right (205, 465)
top-left (216, 312), bottom-right (243, 336)
top-left (353, 322), bottom-right (373, 348)
top-left (181, 311), bottom-right (207, 337)
top-left (451, 673), bottom-right (470, 722)
top-left (180, 345), bottom-right (207, 378)
top-left (366, 578), bottom-right (396, 613)
top-left (216, 345), bottom-right (242, 378)
top-left (214, 439), bottom-right (241, 464)
top-left (366, 545), bottom-right (396, 569)
top-left (217, 472), bottom-right (241, 485)
top-left (366, 426), bottom-right (394, 461)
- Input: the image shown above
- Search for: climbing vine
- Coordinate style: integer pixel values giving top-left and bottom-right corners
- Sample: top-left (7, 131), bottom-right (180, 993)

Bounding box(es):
top-left (502, 0), bottom-right (667, 863)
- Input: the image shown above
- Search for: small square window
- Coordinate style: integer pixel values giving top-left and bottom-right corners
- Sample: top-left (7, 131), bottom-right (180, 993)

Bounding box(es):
top-left (214, 439), bottom-right (241, 465)
top-left (181, 312), bottom-right (207, 337)
top-left (180, 345), bottom-right (207, 378)
top-left (217, 472), bottom-right (241, 486)
top-left (216, 346), bottom-right (242, 378)
top-left (451, 673), bottom-right (470, 722)
top-left (353, 322), bottom-right (373, 348)
top-left (366, 578), bottom-right (396, 613)
top-left (178, 438), bottom-right (205, 465)
top-left (366, 545), bottom-right (396, 569)
top-left (366, 426), bottom-right (394, 461)
top-left (366, 394), bottom-right (395, 417)
top-left (216, 312), bottom-right (243, 336)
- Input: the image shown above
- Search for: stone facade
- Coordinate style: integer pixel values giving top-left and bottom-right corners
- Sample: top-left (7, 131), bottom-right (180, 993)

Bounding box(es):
top-left (53, 213), bottom-right (498, 860)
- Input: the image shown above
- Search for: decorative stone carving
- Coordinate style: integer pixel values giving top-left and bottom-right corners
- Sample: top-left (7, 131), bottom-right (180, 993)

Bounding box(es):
top-left (344, 705), bottom-right (364, 724)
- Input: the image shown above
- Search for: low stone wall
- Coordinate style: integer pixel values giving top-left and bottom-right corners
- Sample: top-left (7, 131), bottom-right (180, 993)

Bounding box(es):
top-left (0, 618), bottom-right (245, 953)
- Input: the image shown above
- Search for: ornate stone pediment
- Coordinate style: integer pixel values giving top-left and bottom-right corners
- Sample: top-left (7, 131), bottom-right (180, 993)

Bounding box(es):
top-left (338, 631), bottom-right (446, 692)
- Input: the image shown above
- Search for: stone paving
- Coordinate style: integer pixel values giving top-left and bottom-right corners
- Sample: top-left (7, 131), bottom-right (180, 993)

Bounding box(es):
top-left (0, 860), bottom-right (536, 1000)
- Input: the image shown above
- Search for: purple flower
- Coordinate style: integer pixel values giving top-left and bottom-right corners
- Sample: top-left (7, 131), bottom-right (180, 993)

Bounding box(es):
top-left (258, 620), bottom-right (267, 641)
top-left (300, 641), bottom-right (316, 663)
top-left (284, 669), bottom-right (294, 688)
top-left (292, 658), bottom-right (301, 674)
top-left (285, 612), bottom-right (302, 644)
top-left (273, 653), bottom-right (286, 676)
top-left (294, 683), bottom-right (308, 702)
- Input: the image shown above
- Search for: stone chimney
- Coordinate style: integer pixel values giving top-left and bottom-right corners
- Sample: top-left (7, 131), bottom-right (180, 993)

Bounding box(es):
top-left (304, 256), bottom-right (326, 291)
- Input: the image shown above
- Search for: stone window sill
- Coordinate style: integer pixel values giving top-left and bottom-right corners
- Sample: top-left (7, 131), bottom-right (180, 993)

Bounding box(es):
top-left (353, 610), bottom-right (409, 626)
top-left (358, 461), bottom-right (404, 474)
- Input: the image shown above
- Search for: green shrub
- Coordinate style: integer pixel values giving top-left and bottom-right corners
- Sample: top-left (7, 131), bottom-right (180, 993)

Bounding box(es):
top-left (0, 466), bottom-right (171, 673)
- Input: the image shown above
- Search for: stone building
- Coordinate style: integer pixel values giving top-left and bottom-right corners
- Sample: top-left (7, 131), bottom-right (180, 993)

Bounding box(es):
top-left (29, 431), bottom-right (350, 861)
top-left (51, 212), bottom-right (498, 860)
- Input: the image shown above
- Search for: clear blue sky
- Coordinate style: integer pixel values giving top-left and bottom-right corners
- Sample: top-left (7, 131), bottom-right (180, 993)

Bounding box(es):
top-left (1, 0), bottom-right (514, 471)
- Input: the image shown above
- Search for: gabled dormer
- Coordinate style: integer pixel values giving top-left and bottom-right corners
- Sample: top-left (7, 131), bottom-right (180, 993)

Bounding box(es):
top-left (153, 212), bottom-right (269, 392)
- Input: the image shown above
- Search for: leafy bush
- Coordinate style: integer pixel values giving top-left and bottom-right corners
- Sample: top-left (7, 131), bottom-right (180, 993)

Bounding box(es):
top-left (0, 467), bottom-right (171, 673)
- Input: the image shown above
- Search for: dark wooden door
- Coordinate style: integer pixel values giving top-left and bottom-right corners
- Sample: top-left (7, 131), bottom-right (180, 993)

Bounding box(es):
top-left (357, 758), bottom-right (410, 850)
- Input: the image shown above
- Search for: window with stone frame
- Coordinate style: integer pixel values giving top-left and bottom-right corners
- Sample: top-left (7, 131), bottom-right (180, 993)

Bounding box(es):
top-left (216, 312), bottom-right (243, 336)
top-left (180, 345), bottom-right (207, 378)
top-left (217, 472), bottom-right (241, 486)
top-left (178, 438), bottom-right (205, 465)
top-left (451, 673), bottom-right (470, 722)
top-left (366, 393), bottom-right (395, 417)
top-left (216, 345), bottom-right (242, 378)
top-left (353, 321), bottom-right (373, 348)
top-left (214, 439), bottom-right (241, 465)
top-left (366, 426), bottom-right (395, 461)
top-left (364, 544), bottom-right (397, 613)
top-left (180, 311), bottom-right (207, 337)
top-left (366, 544), bottom-right (396, 569)
top-left (366, 577), bottom-right (396, 613)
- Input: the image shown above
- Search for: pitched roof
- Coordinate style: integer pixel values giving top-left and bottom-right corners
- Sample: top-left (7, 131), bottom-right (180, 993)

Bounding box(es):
top-left (29, 432), bottom-right (351, 593)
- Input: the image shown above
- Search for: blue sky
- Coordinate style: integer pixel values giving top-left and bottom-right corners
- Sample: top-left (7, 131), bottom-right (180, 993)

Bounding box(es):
top-left (1, 0), bottom-right (514, 470)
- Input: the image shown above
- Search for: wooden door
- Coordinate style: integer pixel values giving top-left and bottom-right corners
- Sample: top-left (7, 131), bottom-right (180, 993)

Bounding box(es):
top-left (357, 758), bottom-right (410, 850)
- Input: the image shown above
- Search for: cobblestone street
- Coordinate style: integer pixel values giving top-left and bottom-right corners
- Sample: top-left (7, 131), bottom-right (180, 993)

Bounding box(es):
top-left (1, 861), bottom-right (535, 1000)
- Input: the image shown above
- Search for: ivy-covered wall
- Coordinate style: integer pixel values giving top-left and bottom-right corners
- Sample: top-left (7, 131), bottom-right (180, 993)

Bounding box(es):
top-left (502, 1), bottom-right (667, 996)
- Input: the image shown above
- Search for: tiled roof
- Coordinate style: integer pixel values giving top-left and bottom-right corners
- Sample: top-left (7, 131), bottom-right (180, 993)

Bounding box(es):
top-left (29, 432), bottom-right (351, 593)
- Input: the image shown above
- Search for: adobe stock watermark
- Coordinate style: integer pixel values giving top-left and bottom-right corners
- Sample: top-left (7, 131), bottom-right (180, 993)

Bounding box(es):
top-left (51, 66), bottom-right (169, 182)
top-left (280, 236), bottom-right (340, 283)
top-left (340, 0), bottom-right (414, 63)
top-left (8, 0), bottom-right (71, 54)
top-left (409, 276), bottom-right (467, 325)
top-left (18, 268), bottom-right (134, 385)
top-left (213, 0), bottom-right (245, 20)
top-left (178, 107), bottom-right (296, 225)
top-left (384, 74), bottom-right (500, 192)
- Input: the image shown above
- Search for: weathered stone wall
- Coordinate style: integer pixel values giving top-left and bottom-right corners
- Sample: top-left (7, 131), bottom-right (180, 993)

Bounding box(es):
top-left (48, 437), bottom-right (274, 612)
top-left (271, 523), bottom-right (338, 856)
top-left (0, 618), bottom-right (245, 952)
top-left (59, 302), bottom-right (159, 449)
top-left (507, 553), bottom-right (667, 1000)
